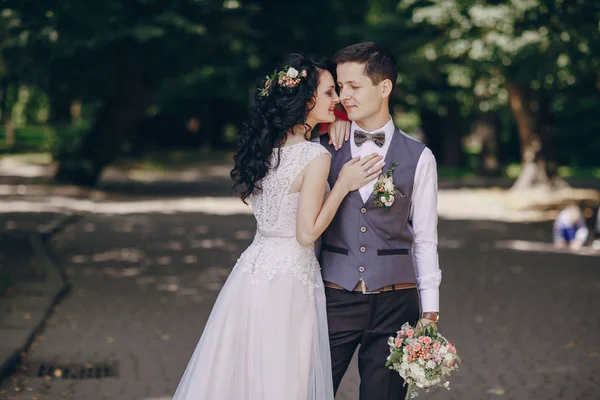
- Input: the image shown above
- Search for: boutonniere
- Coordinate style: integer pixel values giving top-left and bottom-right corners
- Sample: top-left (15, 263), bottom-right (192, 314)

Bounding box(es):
top-left (372, 162), bottom-right (406, 210)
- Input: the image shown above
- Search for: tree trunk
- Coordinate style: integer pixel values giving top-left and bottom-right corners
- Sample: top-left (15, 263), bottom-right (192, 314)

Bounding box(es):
top-left (440, 124), bottom-right (464, 168)
top-left (49, 92), bottom-right (73, 125)
top-left (506, 82), bottom-right (567, 191)
top-left (3, 114), bottom-right (15, 147)
top-left (419, 107), bottom-right (442, 159)
top-left (420, 104), bottom-right (466, 168)
top-left (441, 102), bottom-right (467, 168)
top-left (54, 55), bottom-right (153, 186)
top-left (0, 78), bottom-right (15, 147)
top-left (472, 114), bottom-right (501, 176)
top-left (0, 78), bottom-right (7, 125)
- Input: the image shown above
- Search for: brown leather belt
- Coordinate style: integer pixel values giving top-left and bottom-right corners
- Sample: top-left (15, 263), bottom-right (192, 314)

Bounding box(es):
top-left (324, 280), bottom-right (416, 294)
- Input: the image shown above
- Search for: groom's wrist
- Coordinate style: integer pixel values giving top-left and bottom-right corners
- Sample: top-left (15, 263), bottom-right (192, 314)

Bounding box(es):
top-left (421, 312), bottom-right (439, 324)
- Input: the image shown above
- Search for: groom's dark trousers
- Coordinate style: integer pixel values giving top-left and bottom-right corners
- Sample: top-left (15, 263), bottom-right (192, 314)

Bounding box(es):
top-left (325, 286), bottom-right (420, 400)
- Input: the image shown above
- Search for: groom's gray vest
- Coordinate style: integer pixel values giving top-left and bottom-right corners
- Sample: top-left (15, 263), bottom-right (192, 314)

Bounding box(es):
top-left (319, 129), bottom-right (426, 291)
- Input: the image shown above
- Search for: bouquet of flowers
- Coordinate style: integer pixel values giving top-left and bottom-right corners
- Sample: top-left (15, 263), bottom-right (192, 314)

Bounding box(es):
top-left (386, 322), bottom-right (460, 399)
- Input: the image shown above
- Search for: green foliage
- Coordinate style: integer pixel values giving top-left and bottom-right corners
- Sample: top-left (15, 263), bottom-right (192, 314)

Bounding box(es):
top-left (399, 0), bottom-right (600, 102)
top-left (1, 0), bottom-right (598, 181)
top-left (0, 125), bottom-right (55, 153)
top-left (51, 122), bottom-right (89, 160)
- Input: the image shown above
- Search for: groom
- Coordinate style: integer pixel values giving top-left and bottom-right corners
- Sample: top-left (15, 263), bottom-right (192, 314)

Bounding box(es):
top-left (319, 42), bottom-right (442, 399)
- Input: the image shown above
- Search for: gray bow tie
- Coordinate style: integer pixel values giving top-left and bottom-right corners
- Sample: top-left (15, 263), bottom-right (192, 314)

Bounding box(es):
top-left (354, 130), bottom-right (385, 147)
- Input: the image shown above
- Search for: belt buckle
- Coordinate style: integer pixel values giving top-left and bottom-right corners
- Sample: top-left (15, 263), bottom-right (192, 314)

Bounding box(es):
top-left (360, 280), bottom-right (380, 295)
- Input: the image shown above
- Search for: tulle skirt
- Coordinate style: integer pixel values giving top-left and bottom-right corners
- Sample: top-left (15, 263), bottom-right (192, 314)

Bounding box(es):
top-left (172, 258), bottom-right (334, 400)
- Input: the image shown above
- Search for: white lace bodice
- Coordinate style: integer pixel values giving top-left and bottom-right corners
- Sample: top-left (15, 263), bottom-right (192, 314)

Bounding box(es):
top-left (236, 141), bottom-right (330, 292)
top-left (251, 141), bottom-right (329, 235)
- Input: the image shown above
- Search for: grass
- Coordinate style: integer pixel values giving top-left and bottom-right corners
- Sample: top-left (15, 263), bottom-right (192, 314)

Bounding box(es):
top-left (113, 148), bottom-right (236, 171)
top-left (1, 126), bottom-right (598, 180)
top-left (0, 125), bottom-right (56, 153)
top-left (556, 166), bottom-right (600, 179)
top-left (2, 149), bottom-right (599, 182)
top-left (3, 150), bottom-right (599, 181)
top-left (505, 163), bottom-right (600, 180)
top-left (3, 152), bottom-right (54, 165)
top-left (437, 167), bottom-right (478, 179)
top-left (116, 154), bottom-right (600, 180)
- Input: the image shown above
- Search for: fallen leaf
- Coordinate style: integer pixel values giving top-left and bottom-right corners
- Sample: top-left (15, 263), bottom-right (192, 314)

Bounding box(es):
top-left (487, 387), bottom-right (505, 395)
top-left (160, 334), bottom-right (171, 341)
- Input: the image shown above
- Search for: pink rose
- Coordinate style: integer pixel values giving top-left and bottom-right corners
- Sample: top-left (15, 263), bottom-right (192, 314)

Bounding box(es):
top-left (395, 338), bottom-right (402, 347)
top-left (433, 342), bottom-right (440, 350)
top-left (413, 343), bottom-right (421, 352)
top-left (407, 329), bottom-right (414, 338)
top-left (423, 337), bottom-right (432, 345)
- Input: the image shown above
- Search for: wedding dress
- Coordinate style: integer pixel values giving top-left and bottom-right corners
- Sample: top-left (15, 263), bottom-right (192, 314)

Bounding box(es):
top-left (172, 141), bottom-right (334, 400)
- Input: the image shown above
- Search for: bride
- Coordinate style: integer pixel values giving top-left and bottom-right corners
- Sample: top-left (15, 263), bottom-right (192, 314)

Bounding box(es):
top-left (172, 53), bottom-right (384, 400)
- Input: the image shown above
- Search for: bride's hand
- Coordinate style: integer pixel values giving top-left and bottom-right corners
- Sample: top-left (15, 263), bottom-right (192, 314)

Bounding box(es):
top-left (328, 119), bottom-right (351, 151)
top-left (338, 153), bottom-right (385, 192)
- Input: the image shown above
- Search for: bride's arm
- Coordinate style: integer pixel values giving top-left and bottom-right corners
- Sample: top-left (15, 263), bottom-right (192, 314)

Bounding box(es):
top-left (296, 153), bottom-right (383, 247)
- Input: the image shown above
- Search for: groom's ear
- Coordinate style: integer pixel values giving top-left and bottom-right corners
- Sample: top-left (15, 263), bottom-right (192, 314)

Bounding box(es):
top-left (380, 78), bottom-right (393, 98)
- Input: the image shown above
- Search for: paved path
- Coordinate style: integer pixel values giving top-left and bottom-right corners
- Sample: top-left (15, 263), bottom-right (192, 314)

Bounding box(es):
top-left (1, 212), bottom-right (599, 400)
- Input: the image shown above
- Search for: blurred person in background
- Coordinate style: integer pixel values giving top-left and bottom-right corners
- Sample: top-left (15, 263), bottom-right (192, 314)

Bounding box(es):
top-left (592, 206), bottom-right (600, 250)
top-left (553, 204), bottom-right (589, 251)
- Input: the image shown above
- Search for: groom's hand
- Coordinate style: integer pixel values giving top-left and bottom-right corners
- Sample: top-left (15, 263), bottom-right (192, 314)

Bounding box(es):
top-left (417, 318), bottom-right (437, 330)
top-left (418, 312), bottom-right (439, 330)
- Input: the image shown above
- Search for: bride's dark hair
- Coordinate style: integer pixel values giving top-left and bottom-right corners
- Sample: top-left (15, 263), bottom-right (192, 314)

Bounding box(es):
top-left (231, 53), bottom-right (332, 203)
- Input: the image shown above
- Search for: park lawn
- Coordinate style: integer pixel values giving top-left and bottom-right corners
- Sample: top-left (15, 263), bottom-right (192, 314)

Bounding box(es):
top-left (1, 130), bottom-right (598, 180)
top-left (0, 125), bottom-right (56, 153)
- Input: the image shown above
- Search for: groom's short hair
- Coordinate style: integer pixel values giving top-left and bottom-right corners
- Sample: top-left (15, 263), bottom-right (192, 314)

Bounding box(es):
top-left (334, 42), bottom-right (397, 86)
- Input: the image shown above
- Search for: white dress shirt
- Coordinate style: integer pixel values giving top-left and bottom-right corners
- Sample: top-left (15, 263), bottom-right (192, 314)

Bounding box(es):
top-left (350, 118), bottom-right (442, 313)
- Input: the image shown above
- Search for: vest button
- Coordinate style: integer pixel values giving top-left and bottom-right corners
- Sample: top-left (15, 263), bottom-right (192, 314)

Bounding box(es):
top-left (360, 226), bottom-right (367, 233)
top-left (359, 266), bottom-right (365, 273)
top-left (360, 246), bottom-right (366, 253)
top-left (360, 207), bottom-right (367, 214)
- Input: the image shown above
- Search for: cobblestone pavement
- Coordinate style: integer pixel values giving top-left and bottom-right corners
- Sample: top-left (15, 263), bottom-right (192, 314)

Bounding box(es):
top-left (1, 212), bottom-right (599, 400)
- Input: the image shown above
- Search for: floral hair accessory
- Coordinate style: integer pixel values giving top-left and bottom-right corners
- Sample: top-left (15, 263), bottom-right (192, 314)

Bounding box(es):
top-left (258, 66), bottom-right (308, 97)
